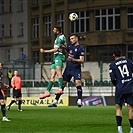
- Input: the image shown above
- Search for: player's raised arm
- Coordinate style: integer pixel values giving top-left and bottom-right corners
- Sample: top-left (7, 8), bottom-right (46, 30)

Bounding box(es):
top-left (40, 47), bottom-right (58, 53)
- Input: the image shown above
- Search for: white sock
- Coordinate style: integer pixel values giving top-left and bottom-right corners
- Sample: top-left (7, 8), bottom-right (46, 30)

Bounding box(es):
top-left (118, 126), bottom-right (122, 131)
top-left (52, 99), bottom-right (58, 104)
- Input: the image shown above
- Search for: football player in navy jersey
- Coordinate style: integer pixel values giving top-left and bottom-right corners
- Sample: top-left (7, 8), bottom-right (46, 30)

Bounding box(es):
top-left (0, 63), bottom-right (11, 121)
top-left (109, 49), bottom-right (133, 133)
top-left (49, 34), bottom-right (84, 107)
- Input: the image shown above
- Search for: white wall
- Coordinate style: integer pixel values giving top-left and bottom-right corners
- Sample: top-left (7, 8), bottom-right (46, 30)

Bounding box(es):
top-left (37, 62), bottom-right (111, 82)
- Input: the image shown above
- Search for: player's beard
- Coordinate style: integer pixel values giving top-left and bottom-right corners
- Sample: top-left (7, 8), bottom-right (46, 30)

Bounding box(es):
top-left (72, 41), bottom-right (77, 45)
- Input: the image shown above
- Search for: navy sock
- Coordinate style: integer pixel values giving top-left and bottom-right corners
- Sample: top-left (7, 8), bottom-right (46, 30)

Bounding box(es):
top-left (55, 86), bottom-right (65, 101)
top-left (76, 86), bottom-right (82, 99)
top-left (1, 104), bottom-right (6, 117)
top-left (116, 116), bottom-right (122, 126)
top-left (18, 100), bottom-right (22, 110)
top-left (55, 94), bottom-right (61, 101)
top-left (8, 100), bottom-right (15, 107)
top-left (129, 119), bottom-right (133, 128)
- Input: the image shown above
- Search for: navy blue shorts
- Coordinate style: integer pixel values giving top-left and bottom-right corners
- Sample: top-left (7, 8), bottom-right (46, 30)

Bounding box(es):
top-left (63, 68), bottom-right (81, 82)
top-left (13, 89), bottom-right (22, 98)
top-left (115, 93), bottom-right (133, 105)
top-left (0, 90), bottom-right (4, 100)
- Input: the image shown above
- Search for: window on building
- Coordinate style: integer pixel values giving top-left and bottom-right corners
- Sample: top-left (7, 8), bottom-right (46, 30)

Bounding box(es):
top-left (32, 0), bottom-right (39, 4)
top-left (56, 14), bottom-right (64, 33)
top-left (19, 48), bottom-right (24, 59)
top-left (44, 0), bottom-right (51, 3)
top-left (70, 11), bottom-right (89, 33)
top-left (68, 0), bottom-right (86, 3)
top-left (127, 7), bottom-right (133, 29)
top-left (95, 8), bottom-right (120, 31)
top-left (7, 49), bottom-right (10, 61)
top-left (18, 0), bottom-right (23, 12)
top-left (0, 0), bottom-right (4, 13)
top-left (9, 0), bottom-right (12, 12)
top-left (18, 22), bottom-right (24, 36)
top-left (44, 16), bottom-right (52, 37)
top-left (0, 24), bottom-right (4, 37)
top-left (87, 45), bottom-right (125, 62)
top-left (43, 53), bottom-right (52, 62)
top-left (32, 18), bottom-right (39, 38)
top-left (10, 24), bottom-right (12, 37)
top-left (128, 45), bottom-right (133, 60)
top-left (84, 46), bottom-right (90, 61)
top-left (32, 51), bottom-right (39, 63)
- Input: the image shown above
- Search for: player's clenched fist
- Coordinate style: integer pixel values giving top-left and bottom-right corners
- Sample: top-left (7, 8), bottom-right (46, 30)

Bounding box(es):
top-left (40, 48), bottom-right (44, 53)
top-left (67, 56), bottom-right (73, 61)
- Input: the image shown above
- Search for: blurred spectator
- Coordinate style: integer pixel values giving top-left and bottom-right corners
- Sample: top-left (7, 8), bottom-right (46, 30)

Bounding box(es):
top-left (7, 69), bottom-right (13, 88)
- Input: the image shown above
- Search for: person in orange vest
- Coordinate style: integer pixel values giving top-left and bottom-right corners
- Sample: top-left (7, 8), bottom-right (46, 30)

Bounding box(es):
top-left (7, 70), bottom-right (23, 111)
top-left (7, 69), bottom-right (13, 88)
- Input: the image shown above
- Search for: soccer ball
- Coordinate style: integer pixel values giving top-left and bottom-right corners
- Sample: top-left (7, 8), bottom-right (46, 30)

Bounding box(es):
top-left (69, 13), bottom-right (78, 21)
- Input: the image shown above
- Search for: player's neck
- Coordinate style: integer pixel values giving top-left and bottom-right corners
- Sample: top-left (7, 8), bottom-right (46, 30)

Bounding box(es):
top-left (115, 56), bottom-right (121, 60)
top-left (57, 33), bottom-right (62, 36)
top-left (74, 42), bottom-right (79, 46)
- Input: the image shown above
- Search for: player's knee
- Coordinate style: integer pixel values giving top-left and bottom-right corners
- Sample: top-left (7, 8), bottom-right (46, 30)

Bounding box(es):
top-left (0, 100), bottom-right (5, 105)
top-left (75, 80), bottom-right (81, 86)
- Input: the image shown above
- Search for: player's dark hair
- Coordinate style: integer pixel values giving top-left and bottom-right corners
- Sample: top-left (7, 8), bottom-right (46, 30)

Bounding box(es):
top-left (70, 34), bottom-right (79, 39)
top-left (113, 49), bottom-right (122, 57)
top-left (54, 25), bottom-right (62, 33)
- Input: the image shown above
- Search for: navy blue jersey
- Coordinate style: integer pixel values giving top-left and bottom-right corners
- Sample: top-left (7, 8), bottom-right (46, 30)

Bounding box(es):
top-left (0, 71), bottom-right (4, 91)
top-left (66, 43), bottom-right (84, 69)
top-left (0, 70), bottom-right (4, 81)
top-left (109, 57), bottom-right (133, 95)
top-left (0, 70), bottom-right (4, 98)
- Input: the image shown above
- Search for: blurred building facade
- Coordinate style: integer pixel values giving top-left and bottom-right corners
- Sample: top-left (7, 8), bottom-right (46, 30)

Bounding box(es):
top-left (0, 0), bottom-right (133, 64)
top-left (0, 0), bottom-right (28, 63)
top-left (28, 0), bottom-right (133, 63)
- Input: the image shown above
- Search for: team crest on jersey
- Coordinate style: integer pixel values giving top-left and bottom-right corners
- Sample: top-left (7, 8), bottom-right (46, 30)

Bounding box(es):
top-left (81, 52), bottom-right (84, 55)
top-left (75, 49), bottom-right (77, 52)
top-left (69, 50), bottom-right (72, 54)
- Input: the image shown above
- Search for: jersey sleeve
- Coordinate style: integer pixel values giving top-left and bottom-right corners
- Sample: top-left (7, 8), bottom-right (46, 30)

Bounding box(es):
top-left (131, 60), bottom-right (133, 74)
top-left (79, 46), bottom-right (85, 56)
top-left (60, 35), bottom-right (66, 45)
top-left (109, 63), bottom-right (116, 86)
top-left (54, 35), bottom-right (66, 48)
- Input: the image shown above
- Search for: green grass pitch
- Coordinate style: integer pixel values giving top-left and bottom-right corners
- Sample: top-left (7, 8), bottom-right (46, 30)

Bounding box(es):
top-left (0, 106), bottom-right (130, 133)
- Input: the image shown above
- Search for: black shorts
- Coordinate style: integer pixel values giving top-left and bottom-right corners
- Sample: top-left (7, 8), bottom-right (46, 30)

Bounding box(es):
top-left (63, 68), bottom-right (81, 82)
top-left (13, 89), bottom-right (22, 98)
top-left (0, 90), bottom-right (4, 100)
top-left (115, 93), bottom-right (133, 105)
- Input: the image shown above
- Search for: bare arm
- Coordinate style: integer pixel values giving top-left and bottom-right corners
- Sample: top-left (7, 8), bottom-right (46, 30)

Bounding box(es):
top-left (40, 48), bottom-right (58, 53)
top-left (1, 81), bottom-right (9, 88)
top-left (68, 56), bottom-right (84, 63)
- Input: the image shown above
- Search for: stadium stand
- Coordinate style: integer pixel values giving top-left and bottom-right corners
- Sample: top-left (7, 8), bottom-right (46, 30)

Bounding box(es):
top-left (54, 81), bottom-right (59, 87)
top-left (94, 80), bottom-right (99, 86)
